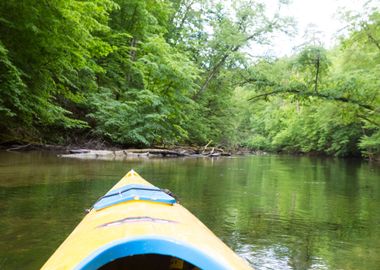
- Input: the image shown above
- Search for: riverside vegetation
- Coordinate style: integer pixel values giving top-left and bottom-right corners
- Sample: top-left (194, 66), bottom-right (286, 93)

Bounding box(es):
top-left (0, 0), bottom-right (379, 160)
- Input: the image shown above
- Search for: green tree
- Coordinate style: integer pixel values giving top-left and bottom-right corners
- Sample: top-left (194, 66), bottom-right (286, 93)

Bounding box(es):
top-left (89, 0), bottom-right (199, 146)
top-left (237, 7), bottom-right (379, 158)
top-left (0, 0), bottom-right (115, 141)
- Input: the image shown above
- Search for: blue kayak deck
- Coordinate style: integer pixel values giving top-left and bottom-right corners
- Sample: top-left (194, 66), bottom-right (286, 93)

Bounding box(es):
top-left (93, 184), bottom-right (176, 210)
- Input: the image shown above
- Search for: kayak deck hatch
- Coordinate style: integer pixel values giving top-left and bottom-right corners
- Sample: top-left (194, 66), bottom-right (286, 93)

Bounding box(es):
top-left (93, 184), bottom-right (176, 210)
top-left (98, 254), bottom-right (197, 270)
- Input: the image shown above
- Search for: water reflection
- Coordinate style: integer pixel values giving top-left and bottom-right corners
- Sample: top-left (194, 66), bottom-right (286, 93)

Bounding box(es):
top-left (0, 152), bottom-right (379, 269)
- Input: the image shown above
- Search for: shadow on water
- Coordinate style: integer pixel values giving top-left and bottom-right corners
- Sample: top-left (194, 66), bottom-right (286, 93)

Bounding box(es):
top-left (0, 152), bottom-right (379, 270)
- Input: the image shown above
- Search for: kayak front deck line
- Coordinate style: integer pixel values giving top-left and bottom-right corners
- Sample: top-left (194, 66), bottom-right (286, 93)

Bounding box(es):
top-left (41, 170), bottom-right (253, 270)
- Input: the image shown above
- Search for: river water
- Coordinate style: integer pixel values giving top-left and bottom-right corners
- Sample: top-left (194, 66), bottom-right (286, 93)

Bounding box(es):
top-left (0, 151), bottom-right (379, 270)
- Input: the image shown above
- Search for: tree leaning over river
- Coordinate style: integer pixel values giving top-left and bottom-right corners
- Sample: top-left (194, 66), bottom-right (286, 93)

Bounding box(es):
top-left (0, 0), bottom-right (379, 159)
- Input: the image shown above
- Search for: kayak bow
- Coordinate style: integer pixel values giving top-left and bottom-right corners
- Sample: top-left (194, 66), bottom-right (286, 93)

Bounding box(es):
top-left (42, 170), bottom-right (253, 270)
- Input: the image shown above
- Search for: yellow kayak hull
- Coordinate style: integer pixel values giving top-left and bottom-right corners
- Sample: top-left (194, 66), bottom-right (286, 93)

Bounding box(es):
top-left (41, 170), bottom-right (253, 270)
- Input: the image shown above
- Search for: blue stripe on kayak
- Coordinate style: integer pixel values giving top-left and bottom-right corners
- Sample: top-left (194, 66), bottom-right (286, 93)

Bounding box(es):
top-left (93, 184), bottom-right (176, 210)
top-left (74, 236), bottom-right (229, 270)
top-left (105, 184), bottom-right (160, 197)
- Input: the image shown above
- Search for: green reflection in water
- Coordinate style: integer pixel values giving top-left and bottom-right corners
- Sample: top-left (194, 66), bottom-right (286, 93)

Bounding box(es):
top-left (0, 152), bottom-right (379, 270)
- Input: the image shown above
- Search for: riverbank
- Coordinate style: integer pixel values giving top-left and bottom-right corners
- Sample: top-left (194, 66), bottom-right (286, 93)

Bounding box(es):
top-left (2, 142), bottom-right (377, 162)
top-left (59, 148), bottom-right (233, 160)
top-left (0, 142), bottom-right (267, 159)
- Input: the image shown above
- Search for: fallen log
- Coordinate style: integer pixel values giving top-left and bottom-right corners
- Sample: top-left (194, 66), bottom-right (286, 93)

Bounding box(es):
top-left (6, 143), bottom-right (67, 152)
top-left (69, 149), bottom-right (91, 154)
top-left (126, 149), bottom-right (189, 157)
top-left (208, 152), bottom-right (221, 157)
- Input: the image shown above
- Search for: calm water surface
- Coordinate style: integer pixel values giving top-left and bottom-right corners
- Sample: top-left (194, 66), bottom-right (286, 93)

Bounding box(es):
top-left (0, 151), bottom-right (379, 270)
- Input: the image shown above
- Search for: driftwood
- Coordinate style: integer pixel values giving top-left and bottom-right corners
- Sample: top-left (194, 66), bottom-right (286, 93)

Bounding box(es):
top-left (69, 149), bottom-right (91, 154)
top-left (59, 147), bottom-right (231, 160)
top-left (6, 144), bottom-right (32, 152)
top-left (202, 140), bottom-right (213, 154)
top-left (125, 149), bottom-right (188, 157)
top-left (5, 143), bottom-right (67, 152)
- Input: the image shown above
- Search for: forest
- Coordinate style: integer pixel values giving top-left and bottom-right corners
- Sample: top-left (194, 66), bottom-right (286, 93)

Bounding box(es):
top-left (0, 0), bottom-right (379, 160)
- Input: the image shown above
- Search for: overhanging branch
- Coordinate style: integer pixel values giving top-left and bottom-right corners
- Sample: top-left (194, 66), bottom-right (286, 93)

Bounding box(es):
top-left (248, 88), bottom-right (376, 111)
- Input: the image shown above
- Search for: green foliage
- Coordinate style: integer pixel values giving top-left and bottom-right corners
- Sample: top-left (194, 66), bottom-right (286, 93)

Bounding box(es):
top-left (0, 42), bottom-right (27, 120)
top-left (84, 0), bottom-right (290, 148)
top-left (360, 130), bottom-right (380, 158)
top-left (88, 0), bottom-right (200, 146)
top-left (236, 6), bottom-right (380, 158)
top-left (0, 0), bottom-right (115, 141)
top-left (88, 88), bottom-right (163, 146)
top-left (0, 0), bottom-right (377, 159)
top-left (237, 95), bottom-right (364, 156)
top-left (293, 46), bottom-right (330, 91)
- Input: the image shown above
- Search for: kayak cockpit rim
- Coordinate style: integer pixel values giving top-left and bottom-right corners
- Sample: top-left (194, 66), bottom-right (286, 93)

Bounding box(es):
top-left (74, 235), bottom-right (228, 270)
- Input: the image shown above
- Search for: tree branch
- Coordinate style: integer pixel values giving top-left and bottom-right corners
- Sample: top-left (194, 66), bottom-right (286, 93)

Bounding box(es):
top-left (364, 24), bottom-right (380, 52)
top-left (193, 20), bottom-right (279, 100)
top-left (248, 88), bottom-right (376, 111)
top-left (358, 114), bottom-right (380, 126)
top-left (314, 51), bottom-right (320, 93)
